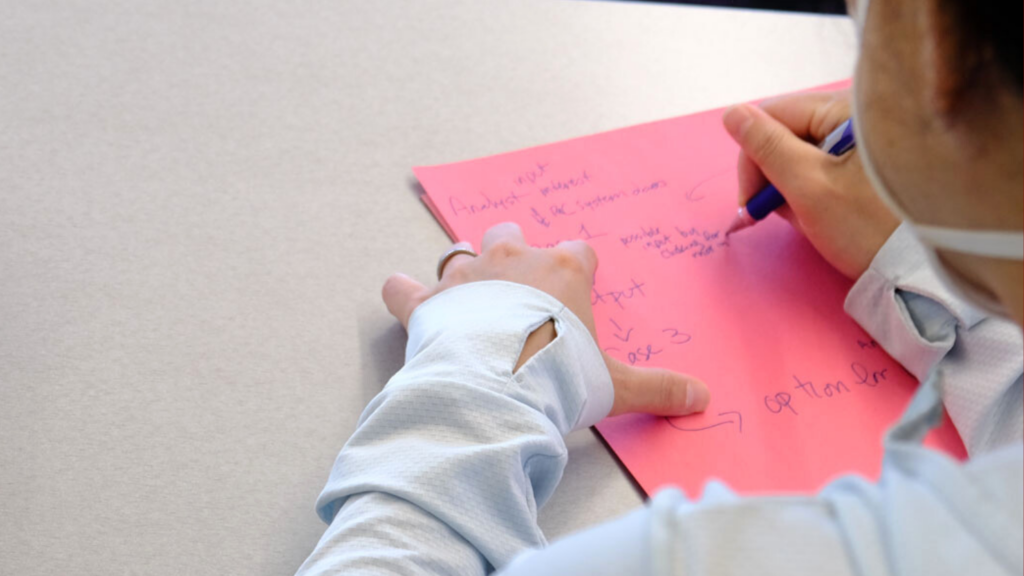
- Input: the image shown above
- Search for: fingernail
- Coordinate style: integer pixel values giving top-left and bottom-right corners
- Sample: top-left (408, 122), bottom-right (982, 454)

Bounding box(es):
top-left (686, 383), bottom-right (711, 413)
top-left (723, 104), bottom-right (754, 138)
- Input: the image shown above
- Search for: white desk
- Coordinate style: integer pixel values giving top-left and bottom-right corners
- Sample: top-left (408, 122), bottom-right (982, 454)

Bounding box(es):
top-left (0, 1), bottom-right (855, 573)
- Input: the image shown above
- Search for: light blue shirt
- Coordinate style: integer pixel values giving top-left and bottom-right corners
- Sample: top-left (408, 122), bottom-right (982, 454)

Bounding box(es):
top-left (296, 224), bottom-right (1023, 575)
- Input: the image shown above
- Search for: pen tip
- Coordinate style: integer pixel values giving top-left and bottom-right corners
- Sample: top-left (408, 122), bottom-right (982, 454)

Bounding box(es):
top-left (725, 207), bottom-right (754, 238)
top-left (724, 219), bottom-right (743, 237)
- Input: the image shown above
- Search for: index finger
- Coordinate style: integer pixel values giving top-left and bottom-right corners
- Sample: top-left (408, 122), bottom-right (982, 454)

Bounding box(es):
top-left (760, 89), bottom-right (852, 144)
top-left (481, 222), bottom-right (526, 252)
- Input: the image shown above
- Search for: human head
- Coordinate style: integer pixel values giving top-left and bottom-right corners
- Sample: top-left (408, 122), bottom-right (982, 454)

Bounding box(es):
top-left (850, 0), bottom-right (1023, 325)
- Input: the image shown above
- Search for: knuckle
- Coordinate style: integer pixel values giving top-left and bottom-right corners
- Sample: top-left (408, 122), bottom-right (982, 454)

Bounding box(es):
top-left (444, 262), bottom-right (471, 283)
top-left (813, 98), bottom-right (851, 141)
top-left (826, 91), bottom-right (852, 116)
top-left (755, 128), bottom-right (785, 162)
top-left (552, 249), bottom-right (585, 274)
top-left (488, 240), bottom-right (523, 260)
top-left (567, 240), bottom-right (598, 262)
top-left (658, 376), bottom-right (688, 409)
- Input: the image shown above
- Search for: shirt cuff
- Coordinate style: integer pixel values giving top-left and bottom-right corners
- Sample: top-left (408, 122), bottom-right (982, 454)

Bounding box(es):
top-left (843, 223), bottom-right (984, 381)
top-left (406, 280), bottom-right (614, 432)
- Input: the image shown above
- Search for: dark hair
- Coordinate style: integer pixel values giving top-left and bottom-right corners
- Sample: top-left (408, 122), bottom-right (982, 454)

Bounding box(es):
top-left (947, 0), bottom-right (1022, 95)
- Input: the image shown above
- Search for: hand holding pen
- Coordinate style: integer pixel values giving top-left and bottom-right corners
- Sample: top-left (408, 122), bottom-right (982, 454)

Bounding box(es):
top-left (720, 91), bottom-right (901, 280)
top-left (727, 118), bottom-right (855, 236)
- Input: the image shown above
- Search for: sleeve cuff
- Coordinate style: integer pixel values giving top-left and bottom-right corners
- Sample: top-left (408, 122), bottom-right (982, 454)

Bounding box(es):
top-left (844, 223), bottom-right (983, 381)
top-left (406, 280), bottom-right (614, 432)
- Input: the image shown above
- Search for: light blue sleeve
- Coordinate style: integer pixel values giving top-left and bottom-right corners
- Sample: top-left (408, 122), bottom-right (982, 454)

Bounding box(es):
top-left (499, 442), bottom-right (1022, 576)
top-left (295, 280), bottom-right (614, 575)
top-left (844, 222), bottom-right (1023, 454)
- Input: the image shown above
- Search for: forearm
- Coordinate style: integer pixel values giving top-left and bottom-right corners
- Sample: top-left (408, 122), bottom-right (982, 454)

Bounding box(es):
top-left (499, 441), bottom-right (1024, 576)
top-left (297, 281), bottom-right (614, 575)
top-left (297, 492), bottom-right (487, 575)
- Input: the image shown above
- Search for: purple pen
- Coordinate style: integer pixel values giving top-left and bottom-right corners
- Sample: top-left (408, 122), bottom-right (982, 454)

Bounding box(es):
top-left (726, 118), bottom-right (856, 236)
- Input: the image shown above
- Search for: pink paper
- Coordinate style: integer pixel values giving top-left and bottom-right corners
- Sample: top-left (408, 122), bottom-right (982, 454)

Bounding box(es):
top-left (413, 80), bottom-right (966, 497)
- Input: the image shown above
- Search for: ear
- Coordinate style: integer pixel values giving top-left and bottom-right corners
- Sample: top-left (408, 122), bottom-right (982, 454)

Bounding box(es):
top-left (919, 0), bottom-right (982, 121)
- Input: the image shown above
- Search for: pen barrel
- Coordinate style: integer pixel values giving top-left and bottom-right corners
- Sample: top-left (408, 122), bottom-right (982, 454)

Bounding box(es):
top-left (746, 184), bottom-right (786, 221)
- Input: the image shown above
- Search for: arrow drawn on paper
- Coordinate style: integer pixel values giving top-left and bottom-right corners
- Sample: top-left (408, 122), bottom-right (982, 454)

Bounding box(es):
top-left (664, 411), bottom-right (743, 433)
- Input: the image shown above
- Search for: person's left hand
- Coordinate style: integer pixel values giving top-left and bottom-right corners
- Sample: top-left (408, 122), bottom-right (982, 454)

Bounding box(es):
top-left (381, 222), bottom-right (711, 417)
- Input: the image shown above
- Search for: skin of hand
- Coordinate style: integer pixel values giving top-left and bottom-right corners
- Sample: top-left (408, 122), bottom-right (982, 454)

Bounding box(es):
top-left (381, 222), bottom-right (711, 418)
top-left (722, 89), bottom-right (901, 281)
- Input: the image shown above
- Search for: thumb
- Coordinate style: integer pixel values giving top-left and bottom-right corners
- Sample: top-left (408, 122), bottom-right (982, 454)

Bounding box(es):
top-left (604, 354), bottom-right (710, 417)
top-left (381, 273), bottom-right (429, 329)
top-left (723, 103), bottom-right (824, 206)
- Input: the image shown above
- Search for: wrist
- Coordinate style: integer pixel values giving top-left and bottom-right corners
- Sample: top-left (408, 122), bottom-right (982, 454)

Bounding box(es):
top-left (403, 280), bottom-right (613, 433)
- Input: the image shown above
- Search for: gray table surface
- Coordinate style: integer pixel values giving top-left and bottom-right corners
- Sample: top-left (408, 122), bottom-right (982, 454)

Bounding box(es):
top-left (0, 1), bottom-right (855, 574)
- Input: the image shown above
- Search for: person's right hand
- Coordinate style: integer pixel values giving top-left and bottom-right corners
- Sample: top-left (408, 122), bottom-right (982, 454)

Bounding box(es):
top-left (722, 89), bottom-right (900, 280)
